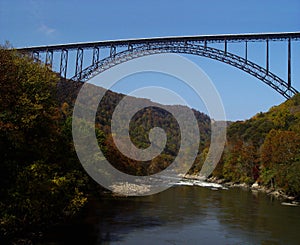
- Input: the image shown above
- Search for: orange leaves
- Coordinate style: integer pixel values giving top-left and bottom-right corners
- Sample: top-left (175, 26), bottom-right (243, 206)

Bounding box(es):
top-left (261, 129), bottom-right (300, 168)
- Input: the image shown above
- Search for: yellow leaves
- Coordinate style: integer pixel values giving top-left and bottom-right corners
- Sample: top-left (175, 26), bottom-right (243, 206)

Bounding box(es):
top-left (21, 114), bottom-right (38, 125)
top-left (52, 176), bottom-right (67, 186)
top-left (64, 188), bottom-right (88, 216)
top-left (34, 93), bottom-right (50, 104)
top-left (28, 162), bottom-right (50, 178)
top-left (29, 163), bottom-right (38, 171)
top-left (61, 102), bottom-right (70, 116)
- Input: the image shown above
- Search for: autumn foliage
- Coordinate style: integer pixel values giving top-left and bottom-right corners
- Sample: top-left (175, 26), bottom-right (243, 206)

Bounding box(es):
top-left (0, 48), bottom-right (90, 241)
top-left (212, 93), bottom-right (300, 197)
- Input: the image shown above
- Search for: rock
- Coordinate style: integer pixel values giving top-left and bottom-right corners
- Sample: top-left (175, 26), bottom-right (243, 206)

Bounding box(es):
top-left (184, 174), bottom-right (205, 181)
top-left (225, 182), bottom-right (234, 187)
top-left (281, 202), bottom-right (299, 207)
top-left (287, 196), bottom-right (295, 200)
top-left (216, 178), bottom-right (226, 184)
top-left (251, 182), bottom-right (259, 188)
top-left (270, 191), bottom-right (281, 197)
top-left (110, 182), bottom-right (151, 196)
top-left (239, 183), bottom-right (249, 188)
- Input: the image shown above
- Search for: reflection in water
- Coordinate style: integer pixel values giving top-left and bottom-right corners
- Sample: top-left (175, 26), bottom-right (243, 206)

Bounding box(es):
top-left (41, 185), bottom-right (300, 244)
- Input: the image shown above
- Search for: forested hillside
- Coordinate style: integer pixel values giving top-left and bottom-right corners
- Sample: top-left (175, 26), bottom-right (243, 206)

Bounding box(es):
top-left (211, 93), bottom-right (300, 197)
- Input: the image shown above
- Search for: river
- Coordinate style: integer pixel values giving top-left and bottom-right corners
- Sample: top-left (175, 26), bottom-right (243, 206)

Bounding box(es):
top-left (41, 180), bottom-right (300, 244)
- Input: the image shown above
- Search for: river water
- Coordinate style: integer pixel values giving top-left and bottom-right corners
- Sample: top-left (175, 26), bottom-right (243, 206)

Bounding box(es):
top-left (42, 181), bottom-right (300, 245)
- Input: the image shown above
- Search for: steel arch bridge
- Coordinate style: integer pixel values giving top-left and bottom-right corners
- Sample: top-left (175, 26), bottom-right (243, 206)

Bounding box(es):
top-left (17, 32), bottom-right (300, 99)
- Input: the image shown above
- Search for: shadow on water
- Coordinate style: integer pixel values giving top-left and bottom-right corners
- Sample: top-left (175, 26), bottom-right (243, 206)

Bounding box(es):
top-left (40, 186), bottom-right (300, 244)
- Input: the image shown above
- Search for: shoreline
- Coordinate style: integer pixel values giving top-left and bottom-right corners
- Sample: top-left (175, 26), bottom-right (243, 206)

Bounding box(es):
top-left (183, 174), bottom-right (300, 205)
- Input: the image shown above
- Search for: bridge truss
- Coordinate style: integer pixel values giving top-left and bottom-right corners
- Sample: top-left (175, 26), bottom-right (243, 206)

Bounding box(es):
top-left (17, 32), bottom-right (300, 99)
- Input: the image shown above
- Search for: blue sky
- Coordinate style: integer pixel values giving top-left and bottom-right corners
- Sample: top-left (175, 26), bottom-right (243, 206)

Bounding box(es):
top-left (1, 0), bottom-right (300, 120)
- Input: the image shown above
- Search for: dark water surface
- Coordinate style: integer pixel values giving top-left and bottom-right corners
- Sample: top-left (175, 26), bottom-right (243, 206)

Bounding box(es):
top-left (42, 185), bottom-right (300, 244)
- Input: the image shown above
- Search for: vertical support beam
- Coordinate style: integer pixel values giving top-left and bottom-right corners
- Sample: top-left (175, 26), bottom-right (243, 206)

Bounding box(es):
top-left (204, 39), bottom-right (207, 49)
top-left (288, 37), bottom-right (291, 88)
top-left (245, 40), bottom-right (248, 63)
top-left (128, 43), bottom-right (133, 51)
top-left (92, 47), bottom-right (100, 66)
top-left (33, 51), bottom-right (39, 62)
top-left (110, 45), bottom-right (116, 57)
top-left (60, 49), bottom-right (68, 79)
top-left (266, 39), bottom-right (269, 74)
top-left (224, 39), bottom-right (227, 55)
top-left (45, 50), bottom-right (53, 68)
top-left (75, 48), bottom-right (84, 79)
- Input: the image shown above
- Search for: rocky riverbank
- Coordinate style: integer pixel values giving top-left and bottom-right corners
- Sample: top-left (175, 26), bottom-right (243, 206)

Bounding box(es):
top-left (179, 174), bottom-right (299, 205)
top-left (204, 176), bottom-right (300, 205)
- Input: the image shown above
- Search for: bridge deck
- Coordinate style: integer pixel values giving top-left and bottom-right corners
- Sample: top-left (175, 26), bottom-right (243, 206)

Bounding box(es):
top-left (17, 32), bottom-right (300, 52)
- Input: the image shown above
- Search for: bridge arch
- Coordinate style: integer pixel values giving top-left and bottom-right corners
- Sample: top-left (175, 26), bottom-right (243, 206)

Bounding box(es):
top-left (72, 43), bottom-right (298, 99)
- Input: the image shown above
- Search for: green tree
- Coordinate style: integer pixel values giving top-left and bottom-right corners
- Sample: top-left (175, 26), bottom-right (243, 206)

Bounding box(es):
top-left (0, 47), bottom-right (90, 241)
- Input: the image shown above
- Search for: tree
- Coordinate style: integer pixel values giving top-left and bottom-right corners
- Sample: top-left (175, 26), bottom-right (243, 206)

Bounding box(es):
top-left (260, 129), bottom-right (300, 190)
top-left (0, 47), bottom-right (89, 241)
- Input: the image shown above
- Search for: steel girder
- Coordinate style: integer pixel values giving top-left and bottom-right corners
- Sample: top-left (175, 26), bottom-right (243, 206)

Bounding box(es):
top-left (71, 43), bottom-right (298, 99)
top-left (45, 50), bottom-right (53, 68)
top-left (75, 48), bottom-right (84, 80)
top-left (60, 49), bottom-right (68, 79)
top-left (17, 32), bottom-right (300, 52)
